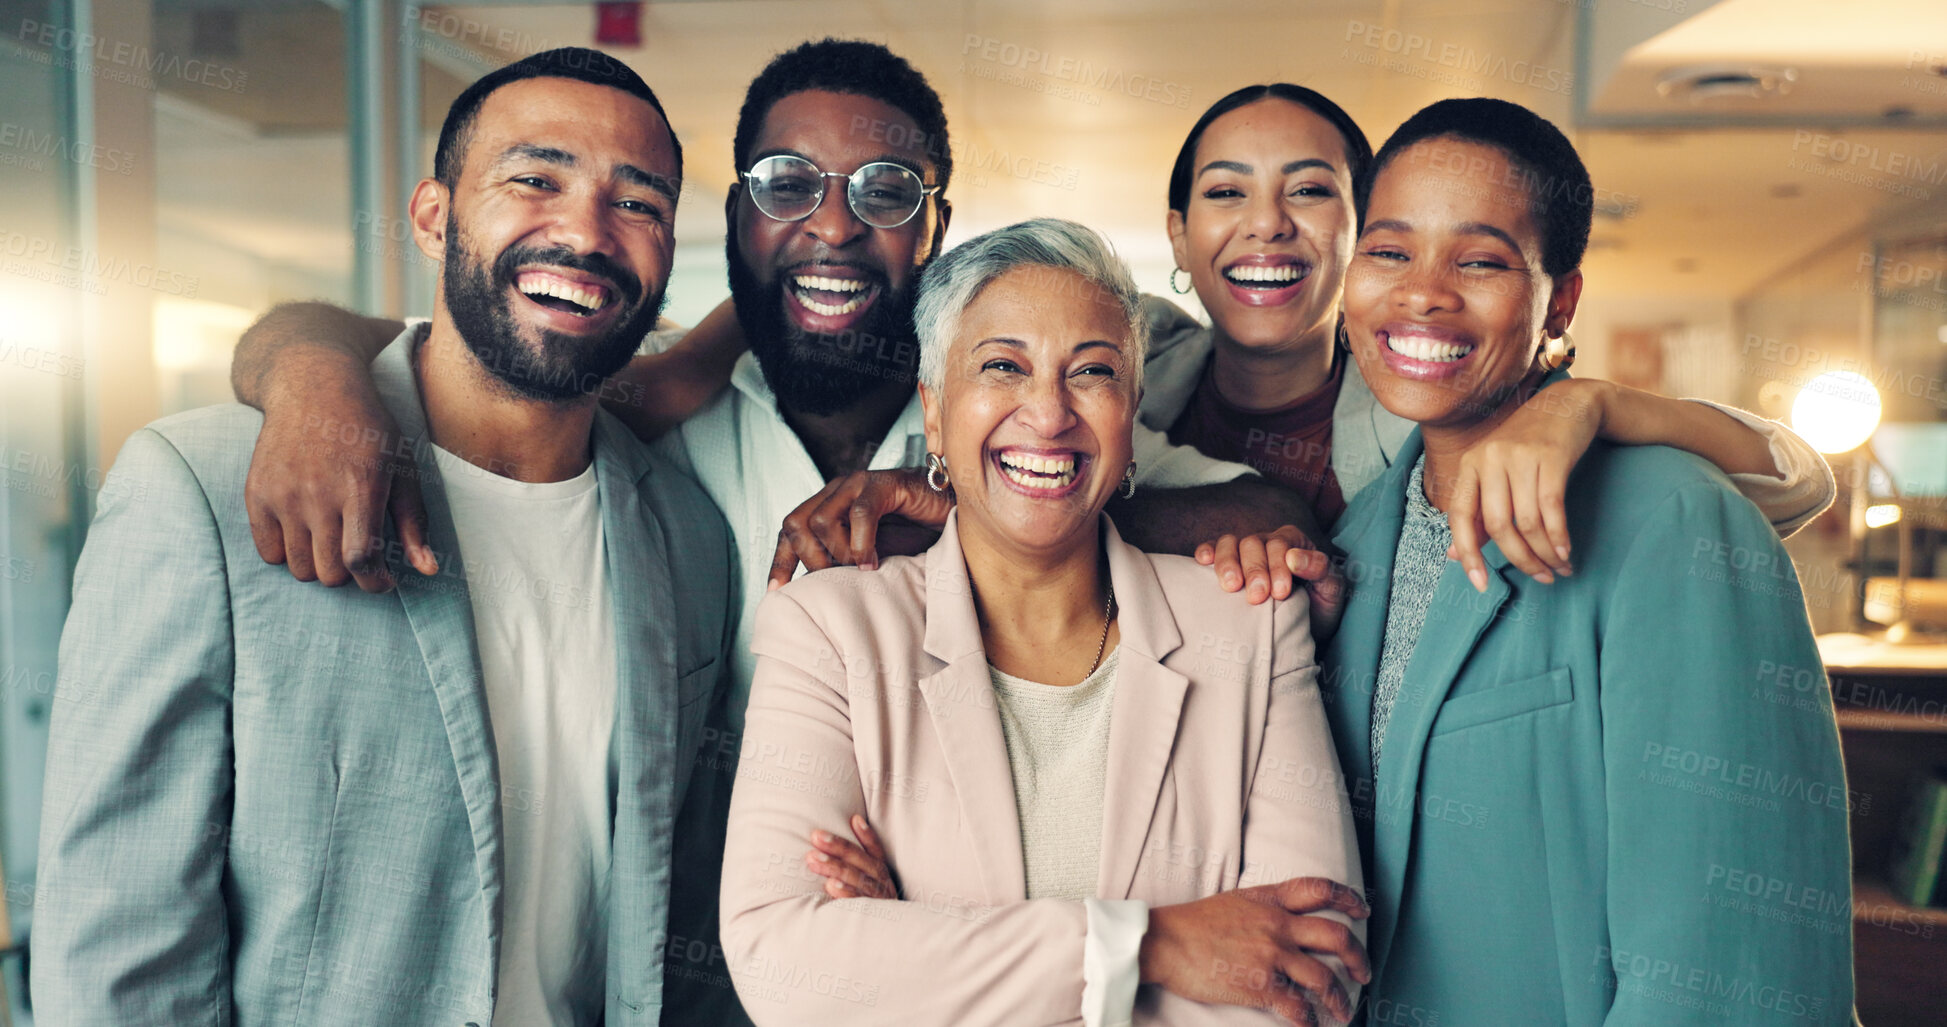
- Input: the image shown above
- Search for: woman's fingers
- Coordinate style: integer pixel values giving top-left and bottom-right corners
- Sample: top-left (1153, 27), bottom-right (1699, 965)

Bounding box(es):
top-left (851, 814), bottom-right (888, 863)
top-left (822, 878), bottom-right (859, 899)
top-left (1209, 535), bottom-right (1243, 591)
top-left (1534, 455), bottom-right (1574, 570)
top-left (1296, 558), bottom-right (1346, 642)
top-left (804, 847), bottom-right (887, 898)
top-left (1286, 914), bottom-right (1371, 986)
top-left (1261, 535), bottom-right (1296, 601)
top-left (809, 829), bottom-right (893, 898)
top-left (1286, 546), bottom-right (1329, 581)
top-left (1272, 877), bottom-right (1370, 920)
top-left (1273, 951), bottom-right (1348, 1024)
top-left (1238, 533), bottom-right (1273, 604)
top-left (1264, 985), bottom-right (1319, 1027)
top-left (1204, 528), bottom-right (1320, 606)
top-left (1476, 456), bottom-right (1553, 584)
top-left (1506, 460), bottom-right (1571, 579)
top-left (1445, 462), bottom-right (1490, 593)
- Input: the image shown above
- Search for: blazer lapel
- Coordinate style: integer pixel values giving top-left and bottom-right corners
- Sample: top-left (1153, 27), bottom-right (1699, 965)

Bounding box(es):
top-left (1324, 435), bottom-right (1416, 798)
top-left (1095, 519), bottom-right (1189, 900)
top-left (592, 413), bottom-right (681, 1016)
top-left (372, 329), bottom-right (505, 979)
top-left (917, 514), bottom-right (1028, 901)
top-left (1366, 539), bottom-right (1513, 979)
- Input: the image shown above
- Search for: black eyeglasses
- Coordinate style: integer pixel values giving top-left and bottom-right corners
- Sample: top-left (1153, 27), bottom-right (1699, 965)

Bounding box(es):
top-left (741, 154), bottom-right (941, 229)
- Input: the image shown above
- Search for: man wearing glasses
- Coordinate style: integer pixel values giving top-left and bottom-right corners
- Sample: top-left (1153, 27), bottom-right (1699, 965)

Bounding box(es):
top-left (223, 40), bottom-right (1321, 1018)
top-left (232, 37), bottom-right (1314, 710)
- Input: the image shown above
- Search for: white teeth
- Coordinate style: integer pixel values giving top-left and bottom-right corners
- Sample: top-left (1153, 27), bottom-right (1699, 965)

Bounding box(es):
top-left (797, 293), bottom-right (866, 317)
top-left (998, 452), bottom-right (1078, 490)
top-left (793, 275), bottom-right (869, 316)
top-left (1385, 333), bottom-right (1473, 363)
top-left (1224, 264), bottom-right (1302, 284)
top-left (793, 274), bottom-right (867, 293)
top-left (518, 275), bottom-right (609, 314)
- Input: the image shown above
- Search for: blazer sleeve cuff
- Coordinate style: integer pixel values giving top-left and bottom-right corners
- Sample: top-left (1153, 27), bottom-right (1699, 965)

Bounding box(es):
top-left (1082, 898), bottom-right (1149, 1027)
top-left (1680, 398), bottom-right (1836, 535)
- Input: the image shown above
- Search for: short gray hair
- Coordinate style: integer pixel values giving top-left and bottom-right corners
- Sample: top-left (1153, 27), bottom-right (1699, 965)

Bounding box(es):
top-left (914, 218), bottom-right (1146, 393)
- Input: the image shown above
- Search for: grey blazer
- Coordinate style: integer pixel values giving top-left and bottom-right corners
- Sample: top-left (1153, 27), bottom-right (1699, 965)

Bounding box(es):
top-left (32, 329), bottom-right (737, 1027)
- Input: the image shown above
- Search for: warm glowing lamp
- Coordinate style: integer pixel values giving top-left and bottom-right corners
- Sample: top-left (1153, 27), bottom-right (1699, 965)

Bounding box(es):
top-left (1790, 371), bottom-right (1931, 639)
top-left (1789, 371), bottom-right (1881, 454)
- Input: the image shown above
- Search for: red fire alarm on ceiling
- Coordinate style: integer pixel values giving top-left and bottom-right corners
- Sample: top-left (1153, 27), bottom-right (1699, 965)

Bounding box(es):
top-left (596, 2), bottom-right (642, 47)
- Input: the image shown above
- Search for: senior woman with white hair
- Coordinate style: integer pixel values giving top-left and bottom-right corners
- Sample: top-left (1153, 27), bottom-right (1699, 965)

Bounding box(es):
top-left (720, 218), bottom-right (1365, 1027)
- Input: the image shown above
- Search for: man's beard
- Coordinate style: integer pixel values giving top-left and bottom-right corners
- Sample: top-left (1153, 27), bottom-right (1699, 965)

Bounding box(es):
top-left (442, 213), bottom-right (665, 402)
top-left (726, 231), bottom-right (920, 417)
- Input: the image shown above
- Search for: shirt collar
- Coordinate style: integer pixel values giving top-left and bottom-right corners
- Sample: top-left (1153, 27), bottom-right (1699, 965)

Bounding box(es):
top-left (730, 351), bottom-right (930, 470)
top-left (730, 351), bottom-right (780, 413)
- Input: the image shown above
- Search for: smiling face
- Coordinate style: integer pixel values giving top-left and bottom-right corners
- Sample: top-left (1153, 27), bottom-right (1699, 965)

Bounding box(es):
top-left (920, 266), bottom-right (1137, 560)
top-left (1343, 136), bottom-right (1581, 431)
top-left (1168, 98), bottom-right (1356, 355)
top-left (730, 89), bottom-right (948, 415)
top-left (426, 76), bottom-right (678, 401)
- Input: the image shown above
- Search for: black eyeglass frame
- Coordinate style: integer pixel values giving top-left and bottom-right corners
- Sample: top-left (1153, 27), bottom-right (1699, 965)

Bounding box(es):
top-left (739, 154), bottom-right (943, 229)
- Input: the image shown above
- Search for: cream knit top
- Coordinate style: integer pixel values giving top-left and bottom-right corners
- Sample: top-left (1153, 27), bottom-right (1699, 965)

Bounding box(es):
top-left (988, 648), bottom-right (1122, 900)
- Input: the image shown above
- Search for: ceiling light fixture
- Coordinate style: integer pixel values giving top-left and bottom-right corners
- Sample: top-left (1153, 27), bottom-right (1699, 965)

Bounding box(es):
top-left (1656, 65), bottom-right (1798, 103)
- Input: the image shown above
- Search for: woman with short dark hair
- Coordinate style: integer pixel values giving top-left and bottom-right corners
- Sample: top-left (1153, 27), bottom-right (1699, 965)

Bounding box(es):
top-left (1322, 97), bottom-right (1854, 1024)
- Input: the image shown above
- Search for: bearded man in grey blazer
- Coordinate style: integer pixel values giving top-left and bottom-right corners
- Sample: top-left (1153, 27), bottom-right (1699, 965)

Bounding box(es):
top-left (32, 48), bottom-right (735, 1027)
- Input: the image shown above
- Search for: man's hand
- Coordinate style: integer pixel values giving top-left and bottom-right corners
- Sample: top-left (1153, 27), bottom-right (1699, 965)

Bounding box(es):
top-left (1444, 380), bottom-right (1602, 592)
top-left (1139, 877), bottom-right (1370, 1026)
top-left (245, 370), bottom-right (437, 592)
top-left (767, 468), bottom-right (953, 590)
top-left (1194, 526), bottom-right (1344, 639)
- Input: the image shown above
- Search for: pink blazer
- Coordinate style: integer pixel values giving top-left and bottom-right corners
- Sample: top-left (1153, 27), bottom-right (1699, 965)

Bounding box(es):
top-left (721, 514), bottom-right (1363, 1025)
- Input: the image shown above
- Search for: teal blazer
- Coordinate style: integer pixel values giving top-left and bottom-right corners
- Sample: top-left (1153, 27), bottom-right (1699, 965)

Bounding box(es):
top-left (1322, 425), bottom-right (1855, 1026)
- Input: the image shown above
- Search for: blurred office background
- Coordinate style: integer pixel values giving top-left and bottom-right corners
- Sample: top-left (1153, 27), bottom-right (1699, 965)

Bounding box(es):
top-left (2, 0), bottom-right (1946, 1022)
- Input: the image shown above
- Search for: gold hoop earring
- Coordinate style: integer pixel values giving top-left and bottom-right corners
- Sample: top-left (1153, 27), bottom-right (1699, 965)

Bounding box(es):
top-left (1335, 317), bottom-right (1352, 354)
top-left (1169, 268), bottom-right (1193, 295)
top-left (1121, 463), bottom-right (1138, 499)
top-left (925, 452), bottom-right (951, 493)
top-left (1538, 332), bottom-right (1577, 373)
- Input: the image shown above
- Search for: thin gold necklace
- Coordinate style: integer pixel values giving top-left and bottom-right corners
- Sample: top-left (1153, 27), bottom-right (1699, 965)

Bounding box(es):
top-left (1088, 582), bottom-right (1117, 675)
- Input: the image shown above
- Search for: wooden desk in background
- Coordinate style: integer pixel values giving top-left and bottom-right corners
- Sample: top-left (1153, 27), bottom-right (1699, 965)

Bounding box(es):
top-left (1816, 634), bottom-right (1947, 1027)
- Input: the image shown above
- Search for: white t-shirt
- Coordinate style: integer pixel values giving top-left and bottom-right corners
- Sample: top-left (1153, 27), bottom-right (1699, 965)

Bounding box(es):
top-left (432, 445), bottom-right (616, 1027)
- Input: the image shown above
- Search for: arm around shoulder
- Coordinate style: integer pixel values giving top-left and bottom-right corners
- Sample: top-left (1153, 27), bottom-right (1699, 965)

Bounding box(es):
top-left (1581, 379), bottom-right (1835, 537)
top-left (601, 298), bottom-right (746, 443)
top-left (1677, 399), bottom-right (1835, 537)
top-left (231, 301), bottom-right (402, 410)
